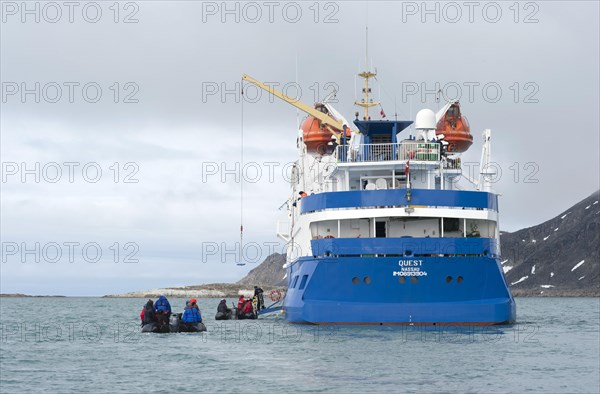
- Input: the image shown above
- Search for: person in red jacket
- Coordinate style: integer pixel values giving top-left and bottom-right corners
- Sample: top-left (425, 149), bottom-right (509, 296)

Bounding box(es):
top-left (242, 300), bottom-right (254, 315)
top-left (237, 295), bottom-right (245, 310)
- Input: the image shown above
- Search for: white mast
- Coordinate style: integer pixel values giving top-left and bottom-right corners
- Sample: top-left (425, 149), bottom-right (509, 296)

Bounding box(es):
top-left (479, 129), bottom-right (493, 192)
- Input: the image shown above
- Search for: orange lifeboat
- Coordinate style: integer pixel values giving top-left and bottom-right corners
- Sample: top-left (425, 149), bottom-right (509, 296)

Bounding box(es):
top-left (301, 105), bottom-right (350, 154)
top-left (301, 116), bottom-right (333, 154)
top-left (435, 102), bottom-right (473, 153)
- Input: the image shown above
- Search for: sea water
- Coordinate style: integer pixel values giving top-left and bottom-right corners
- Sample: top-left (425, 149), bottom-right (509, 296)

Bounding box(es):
top-left (0, 297), bottom-right (598, 393)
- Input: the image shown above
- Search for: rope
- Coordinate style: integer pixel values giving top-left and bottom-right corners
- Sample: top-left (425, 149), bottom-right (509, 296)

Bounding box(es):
top-left (240, 79), bottom-right (244, 255)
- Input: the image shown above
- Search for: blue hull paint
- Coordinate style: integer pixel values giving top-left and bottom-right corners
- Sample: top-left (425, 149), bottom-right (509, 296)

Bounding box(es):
top-left (283, 256), bottom-right (516, 325)
top-left (311, 237), bottom-right (499, 257)
top-left (301, 189), bottom-right (499, 214)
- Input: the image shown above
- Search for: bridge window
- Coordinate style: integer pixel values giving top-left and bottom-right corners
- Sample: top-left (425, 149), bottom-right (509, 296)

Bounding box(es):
top-left (299, 275), bottom-right (309, 290)
top-left (291, 275), bottom-right (299, 288)
top-left (443, 218), bottom-right (460, 232)
top-left (376, 221), bottom-right (387, 238)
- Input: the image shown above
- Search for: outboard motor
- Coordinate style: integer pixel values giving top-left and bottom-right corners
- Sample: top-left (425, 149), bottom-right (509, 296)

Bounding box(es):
top-left (169, 313), bottom-right (181, 333)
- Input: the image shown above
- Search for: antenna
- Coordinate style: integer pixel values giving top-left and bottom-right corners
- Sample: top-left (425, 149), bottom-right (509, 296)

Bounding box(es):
top-left (354, 26), bottom-right (379, 120)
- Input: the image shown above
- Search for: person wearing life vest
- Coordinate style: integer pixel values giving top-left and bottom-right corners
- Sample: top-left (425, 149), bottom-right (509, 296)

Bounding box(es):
top-left (254, 286), bottom-right (265, 310)
top-left (189, 298), bottom-right (200, 312)
top-left (182, 301), bottom-right (202, 323)
top-left (140, 299), bottom-right (156, 325)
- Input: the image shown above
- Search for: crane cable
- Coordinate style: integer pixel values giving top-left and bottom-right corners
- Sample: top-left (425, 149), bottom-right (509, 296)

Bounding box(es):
top-left (240, 78), bottom-right (244, 260)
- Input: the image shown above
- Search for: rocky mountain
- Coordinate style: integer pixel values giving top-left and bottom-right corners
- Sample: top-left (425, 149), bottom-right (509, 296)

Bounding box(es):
top-left (237, 253), bottom-right (287, 287)
top-left (500, 190), bottom-right (599, 296)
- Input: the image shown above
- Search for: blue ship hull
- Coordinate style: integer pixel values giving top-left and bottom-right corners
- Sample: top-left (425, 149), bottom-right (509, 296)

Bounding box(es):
top-left (283, 254), bottom-right (516, 325)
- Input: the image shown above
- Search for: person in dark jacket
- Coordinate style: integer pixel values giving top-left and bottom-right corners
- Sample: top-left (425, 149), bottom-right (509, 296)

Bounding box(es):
top-left (217, 299), bottom-right (231, 314)
top-left (254, 286), bottom-right (265, 310)
top-left (140, 299), bottom-right (156, 325)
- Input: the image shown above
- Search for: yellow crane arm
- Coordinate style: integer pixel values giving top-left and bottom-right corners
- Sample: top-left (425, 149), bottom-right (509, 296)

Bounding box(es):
top-left (242, 74), bottom-right (345, 135)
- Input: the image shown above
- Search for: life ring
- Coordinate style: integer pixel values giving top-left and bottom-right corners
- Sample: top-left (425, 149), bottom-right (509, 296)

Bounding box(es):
top-left (269, 289), bottom-right (282, 302)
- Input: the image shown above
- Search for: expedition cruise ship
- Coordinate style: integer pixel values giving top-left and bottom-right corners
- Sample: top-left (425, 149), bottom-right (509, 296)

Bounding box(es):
top-left (242, 67), bottom-right (516, 325)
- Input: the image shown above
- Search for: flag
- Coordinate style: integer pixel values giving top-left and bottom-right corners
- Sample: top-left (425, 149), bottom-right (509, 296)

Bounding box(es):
top-left (380, 109), bottom-right (386, 118)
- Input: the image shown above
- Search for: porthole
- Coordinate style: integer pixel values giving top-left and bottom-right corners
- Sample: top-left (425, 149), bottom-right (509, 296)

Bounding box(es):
top-left (352, 277), bottom-right (359, 285)
top-left (411, 276), bottom-right (418, 284)
top-left (446, 276), bottom-right (452, 283)
top-left (398, 276), bottom-right (406, 284)
top-left (363, 276), bottom-right (371, 285)
top-left (457, 276), bottom-right (463, 283)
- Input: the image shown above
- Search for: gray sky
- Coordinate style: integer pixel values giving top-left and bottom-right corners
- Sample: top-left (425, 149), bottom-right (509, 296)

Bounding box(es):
top-left (1, 1), bottom-right (599, 295)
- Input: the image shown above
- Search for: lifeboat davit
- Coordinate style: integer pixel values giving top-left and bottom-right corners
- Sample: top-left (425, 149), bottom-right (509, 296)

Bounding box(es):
top-left (436, 102), bottom-right (473, 153)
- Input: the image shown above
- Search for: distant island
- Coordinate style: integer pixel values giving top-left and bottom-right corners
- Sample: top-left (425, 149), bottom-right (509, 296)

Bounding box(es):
top-left (0, 294), bottom-right (66, 298)
top-left (104, 253), bottom-right (287, 299)
top-left (103, 282), bottom-right (285, 299)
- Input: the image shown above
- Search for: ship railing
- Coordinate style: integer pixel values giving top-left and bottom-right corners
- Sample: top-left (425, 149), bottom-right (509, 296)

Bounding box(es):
top-left (443, 157), bottom-right (462, 170)
top-left (336, 142), bottom-right (440, 163)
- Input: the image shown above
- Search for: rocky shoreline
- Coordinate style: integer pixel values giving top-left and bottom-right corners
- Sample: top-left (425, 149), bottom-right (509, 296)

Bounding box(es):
top-left (510, 288), bottom-right (600, 297)
top-left (102, 285), bottom-right (599, 299)
top-left (103, 283), bottom-right (286, 299)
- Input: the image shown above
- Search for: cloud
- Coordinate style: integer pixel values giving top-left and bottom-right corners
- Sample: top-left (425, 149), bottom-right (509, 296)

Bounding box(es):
top-left (1, 1), bottom-right (599, 295)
